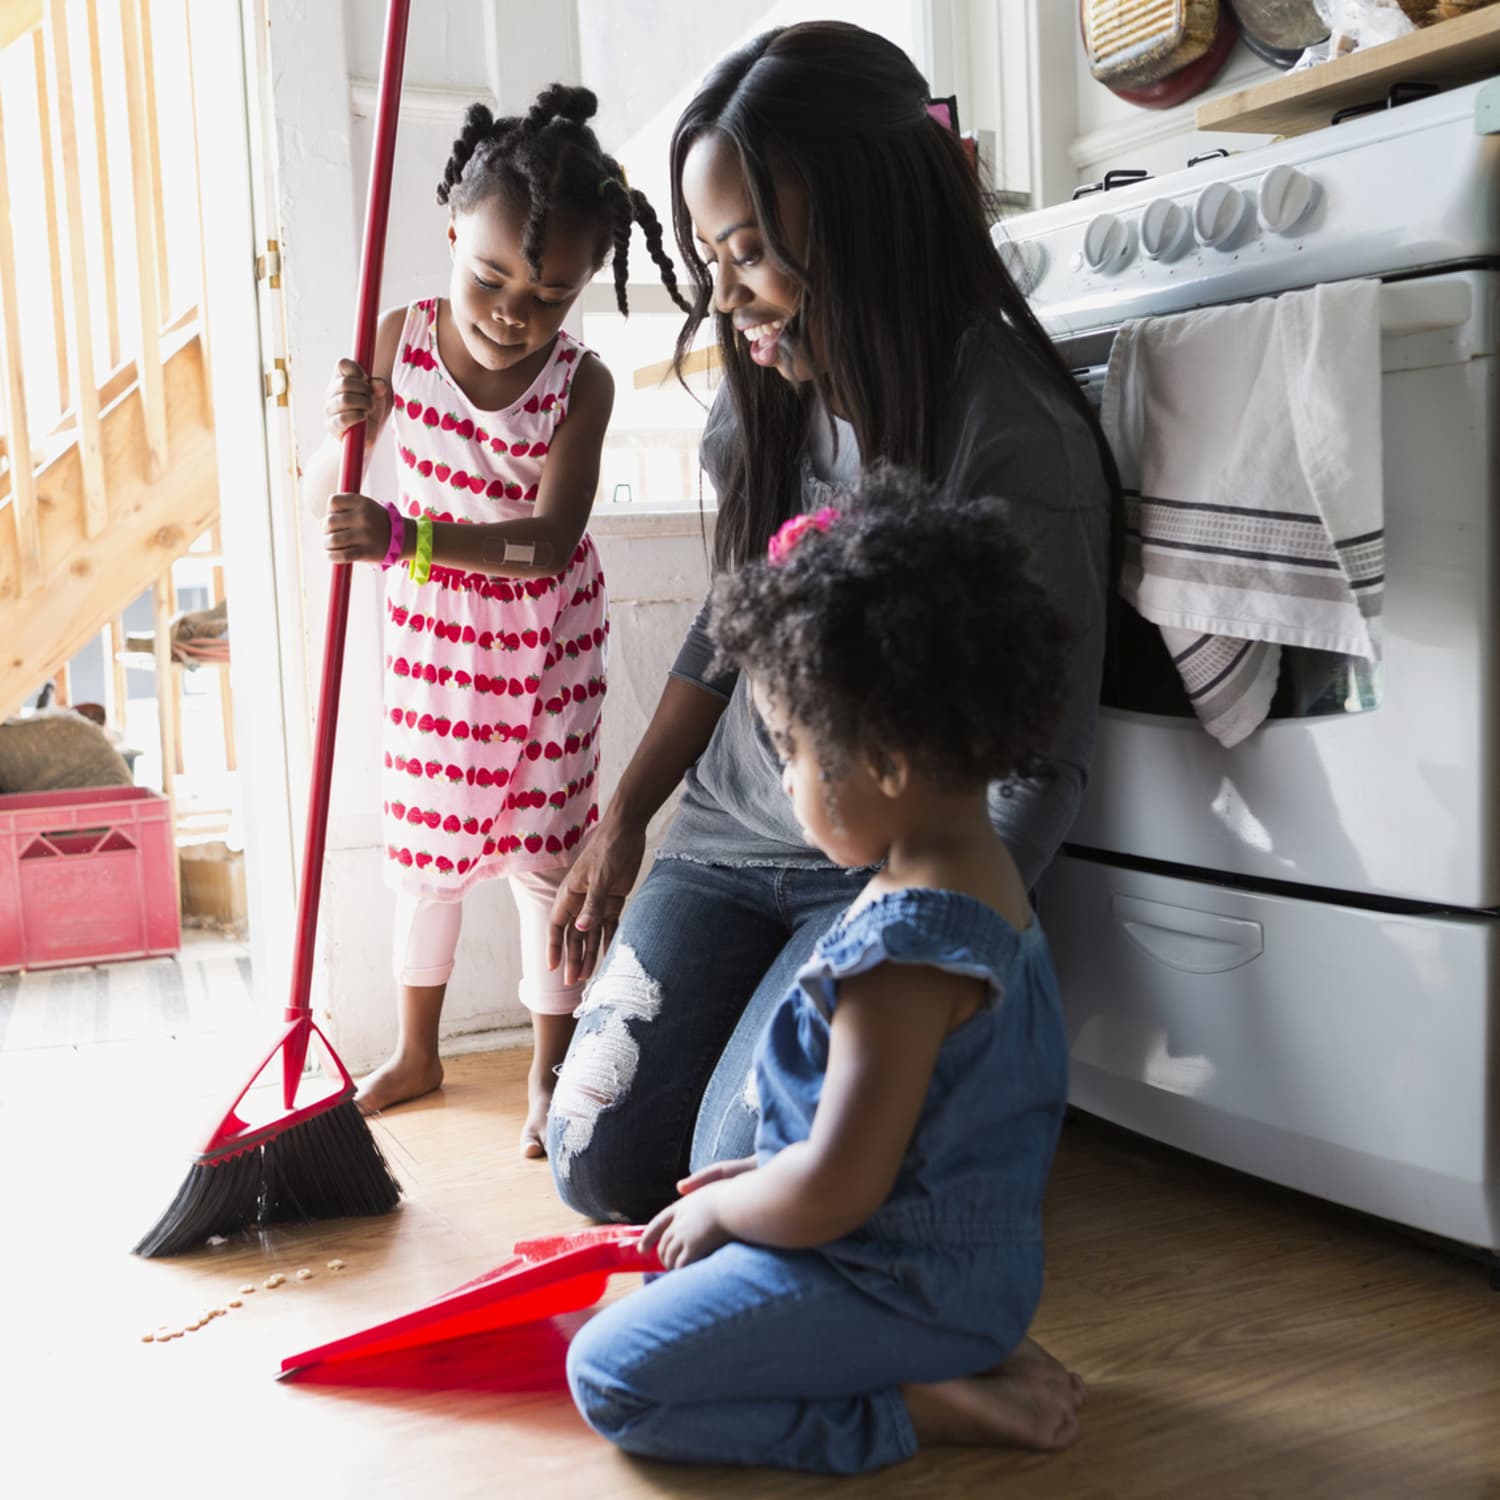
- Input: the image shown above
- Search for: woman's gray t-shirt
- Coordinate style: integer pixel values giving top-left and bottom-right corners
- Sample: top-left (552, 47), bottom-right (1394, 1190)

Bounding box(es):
top-left (657, 319), bottom-right (1112, 890)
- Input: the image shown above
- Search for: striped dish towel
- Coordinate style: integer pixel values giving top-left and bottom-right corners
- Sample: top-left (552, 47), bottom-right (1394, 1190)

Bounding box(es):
top-left (1102, 279), bottom-right (1384, 747)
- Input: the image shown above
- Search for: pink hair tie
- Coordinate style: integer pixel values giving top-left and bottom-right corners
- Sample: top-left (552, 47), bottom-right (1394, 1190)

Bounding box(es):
top-left (768, 506), bottom-right (840, 566)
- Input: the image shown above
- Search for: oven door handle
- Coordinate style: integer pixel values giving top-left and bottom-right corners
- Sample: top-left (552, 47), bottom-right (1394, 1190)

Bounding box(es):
top-left (1056, 278), bottom-right (1473, 384)
top-left (1112, 895), bottom-right (1264, 974)
top-left (1377, 279), bottom-right (1472, 336)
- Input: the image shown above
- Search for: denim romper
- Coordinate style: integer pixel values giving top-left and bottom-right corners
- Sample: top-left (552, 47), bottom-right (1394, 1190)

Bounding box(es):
top-left (567, 888), bottom-right (1070, 1476)
top-left (761, 889), bottom-right (1069, 1322)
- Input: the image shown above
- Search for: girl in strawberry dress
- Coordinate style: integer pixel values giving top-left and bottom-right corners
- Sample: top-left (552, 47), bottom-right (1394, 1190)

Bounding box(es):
top-left (310, 85), bottom-right (687, 1154)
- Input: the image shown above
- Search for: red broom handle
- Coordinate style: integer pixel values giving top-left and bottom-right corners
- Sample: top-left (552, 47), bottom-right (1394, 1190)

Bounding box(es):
top-left (285, 0), bottom-right (411, 1046)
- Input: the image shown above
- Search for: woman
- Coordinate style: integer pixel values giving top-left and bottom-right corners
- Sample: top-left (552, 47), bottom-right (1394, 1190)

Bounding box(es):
top-left (545, 21), bottom-right (1117, 1225)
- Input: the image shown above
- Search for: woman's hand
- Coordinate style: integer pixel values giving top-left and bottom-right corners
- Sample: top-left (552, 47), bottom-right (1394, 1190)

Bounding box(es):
top-left (547, 813), bottom-right (647, 985)
top-left (324, 357), bottom-right (391, 446)
top-left (640, 1182), bottom-right (735, 1270)
top-left (323, 491), bottom-right (396, 566)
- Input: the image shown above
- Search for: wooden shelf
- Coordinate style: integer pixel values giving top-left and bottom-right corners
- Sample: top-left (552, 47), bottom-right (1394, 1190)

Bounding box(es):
top-left (1196, 9), bottom-right (1500, 138)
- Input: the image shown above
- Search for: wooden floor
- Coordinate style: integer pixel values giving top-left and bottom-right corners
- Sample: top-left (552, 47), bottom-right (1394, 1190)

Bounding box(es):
top-left (0, 930), bottom-right (254, 1049)
top-left (3, 1041), bottom-right (1497, 1499)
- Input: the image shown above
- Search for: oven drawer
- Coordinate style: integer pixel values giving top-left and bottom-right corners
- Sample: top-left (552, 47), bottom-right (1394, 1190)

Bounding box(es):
top-left (1039, 853), bottom-right (1500, 1253)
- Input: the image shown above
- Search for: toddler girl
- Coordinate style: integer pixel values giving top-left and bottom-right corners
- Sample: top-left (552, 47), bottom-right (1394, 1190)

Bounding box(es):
top-left (566, 466), bottom-right (1086, 1473)
top-left (313, 85), bottom-right (686, 1153)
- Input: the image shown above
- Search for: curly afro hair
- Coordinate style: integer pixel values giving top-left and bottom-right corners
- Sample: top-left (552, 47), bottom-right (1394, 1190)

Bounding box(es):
top-left (709, 464), bottom-right (1073, 792)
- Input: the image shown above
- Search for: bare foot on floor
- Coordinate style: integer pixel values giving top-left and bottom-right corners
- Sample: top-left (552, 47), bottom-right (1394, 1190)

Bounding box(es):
top-left (903, 1344), bottom-right (1086, 1453)
top-left (1005, 1336), bottom-right (1088, 1409)
top-left (520, 1061), bottom-right (556, 1159)
top-left (355, 1055), bottom-right (444, 1115)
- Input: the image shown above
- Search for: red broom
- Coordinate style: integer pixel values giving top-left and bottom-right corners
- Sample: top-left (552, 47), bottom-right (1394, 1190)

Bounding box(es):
top-left (134, 0), bottom-right (412, 1257)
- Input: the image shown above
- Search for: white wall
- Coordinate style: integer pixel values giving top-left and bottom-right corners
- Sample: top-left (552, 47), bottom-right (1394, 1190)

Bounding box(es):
top-left (1069, 39), bottom-right (1278, 192)
top-left (919, 4), bottom-right (1280, 213)
top-left (262, 0), bottom-right (712, 1068)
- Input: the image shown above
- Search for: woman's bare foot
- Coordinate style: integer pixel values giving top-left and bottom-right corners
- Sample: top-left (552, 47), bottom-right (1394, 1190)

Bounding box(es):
top-left (903, 1342), bottom-right (1086, 1452)
top-left (355, 1053), bottom-right (444, 1115)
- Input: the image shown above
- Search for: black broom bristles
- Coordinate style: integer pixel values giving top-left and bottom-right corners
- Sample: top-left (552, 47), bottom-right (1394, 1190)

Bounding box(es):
top-left (133, 1096), bottom-right (401, 1258)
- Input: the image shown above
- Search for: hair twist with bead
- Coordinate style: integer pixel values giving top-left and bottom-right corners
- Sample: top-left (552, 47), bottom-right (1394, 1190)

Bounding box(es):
top-left (436, 85), bottom-right (689, 317)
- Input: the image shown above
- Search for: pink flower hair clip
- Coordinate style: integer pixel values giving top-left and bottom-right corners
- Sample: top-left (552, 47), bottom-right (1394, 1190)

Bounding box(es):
top-left (767, 506), bottom-right (841, 566)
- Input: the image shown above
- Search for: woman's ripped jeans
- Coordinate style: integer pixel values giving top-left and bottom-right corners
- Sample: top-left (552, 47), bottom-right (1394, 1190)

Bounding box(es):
top-left (545, 857), bottom-right (865, 1224)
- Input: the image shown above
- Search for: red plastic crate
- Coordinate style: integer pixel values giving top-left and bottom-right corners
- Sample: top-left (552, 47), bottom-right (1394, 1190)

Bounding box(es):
top-left (0, 786), bottom-right (180, 971)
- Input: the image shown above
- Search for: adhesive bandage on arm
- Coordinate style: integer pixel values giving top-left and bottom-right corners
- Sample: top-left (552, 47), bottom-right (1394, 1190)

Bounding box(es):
top-left (481, 533), bottom-right (552, 571)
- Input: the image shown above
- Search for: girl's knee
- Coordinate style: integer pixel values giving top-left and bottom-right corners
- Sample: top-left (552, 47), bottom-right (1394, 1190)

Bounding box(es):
top-left (566, 1324), bottom-right (656, 1446)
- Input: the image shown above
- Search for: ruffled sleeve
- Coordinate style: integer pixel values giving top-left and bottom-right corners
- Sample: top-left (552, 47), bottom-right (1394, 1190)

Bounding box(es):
top-left (795, 889), bottom-right (1031, 1018)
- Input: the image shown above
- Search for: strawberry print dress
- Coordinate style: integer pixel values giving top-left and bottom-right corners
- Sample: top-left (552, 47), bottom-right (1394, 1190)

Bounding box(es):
top-left (381, 298), bottom-right (606, 900)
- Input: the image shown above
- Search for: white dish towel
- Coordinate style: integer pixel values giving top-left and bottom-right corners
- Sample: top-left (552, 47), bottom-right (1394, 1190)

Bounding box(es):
top-left (1101, 279), bottom-right (1385, 748)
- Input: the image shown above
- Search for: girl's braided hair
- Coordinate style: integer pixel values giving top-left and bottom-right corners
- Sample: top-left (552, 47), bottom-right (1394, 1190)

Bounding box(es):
top-left (438, 84), bottom-right (689, 316)
top-left (709, 465), bottom-right (1073, 792)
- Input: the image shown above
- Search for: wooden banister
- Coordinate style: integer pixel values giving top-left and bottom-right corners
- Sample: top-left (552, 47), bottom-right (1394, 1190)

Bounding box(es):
top-left (1, 0), bottom-right (217, 721)
top-left (138, 0), bottom-right (169, 318)
top-left (34, 27), bottom-right (69, 418)
top-left (119, 0), bottom-right (166, 478)
top-left (85, 0), bottom-right (120, 370)
top-left (0, 0), bottom-right (41, 50)
top-left (0, 82), bottom-right (43, 596)
top-left (108, 615), bottom-right (127, 731)
top-left (182, 0), bottom-right (210, 399)
top-left (44, 0), bottom-right (107, 537)
top-left (0, 307), bottom-right (203, 503)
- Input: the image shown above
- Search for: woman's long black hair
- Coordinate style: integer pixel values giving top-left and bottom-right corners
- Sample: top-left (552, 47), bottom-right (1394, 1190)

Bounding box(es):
top-left (668, 21), bottom-right (1121, 573)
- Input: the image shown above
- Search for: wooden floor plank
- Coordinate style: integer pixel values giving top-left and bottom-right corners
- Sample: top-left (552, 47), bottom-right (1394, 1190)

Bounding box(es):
top-left (1, 1044), bottom-right (1495, 1498)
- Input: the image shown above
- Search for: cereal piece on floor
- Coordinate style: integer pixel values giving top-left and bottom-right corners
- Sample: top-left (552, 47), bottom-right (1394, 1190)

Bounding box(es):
top-left (240, 1284), bottom-right (256, 1295)
top-left (295, 1268), bottom-right (313, 1281)
top-left (141, 1333), bottom-right (156, 1343)
top-left (326, 1258), bottom-right (346, 1272)
top-left (227, 1298), bottom-right (243, 1309)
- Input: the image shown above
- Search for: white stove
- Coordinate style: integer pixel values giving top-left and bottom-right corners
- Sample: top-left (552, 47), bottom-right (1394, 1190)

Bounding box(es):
top-left (1001, 79), bottom-right (1500, 1273)
top-left (998, 78), bottom-right (1500, 332)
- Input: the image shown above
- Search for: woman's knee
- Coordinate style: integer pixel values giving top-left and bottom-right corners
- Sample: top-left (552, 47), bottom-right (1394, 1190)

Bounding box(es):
top-left (546, 1024), bottom-right (683, 1222)
top-left (545, 938), bottom-right (719, 1220)
top-left (546, 1088), bottom-right (650, 1221)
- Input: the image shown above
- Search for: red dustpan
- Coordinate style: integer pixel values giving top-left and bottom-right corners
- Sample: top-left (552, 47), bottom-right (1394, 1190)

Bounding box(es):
top-left (278, 1226), bottom-right (661, 1380)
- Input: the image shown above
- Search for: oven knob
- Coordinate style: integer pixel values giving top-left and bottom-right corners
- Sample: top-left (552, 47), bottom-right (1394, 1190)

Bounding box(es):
top-left (1258, 163), bottom-right (1319, 235)
top-left (1082, 213), bottom-right (1133, 273)
top-left (1140, 198), bottom-right (1192, 261)
top-left (1192, 181), bottom-right (1248, 249)
top-left (997, 237), bottom-right (1048, 295)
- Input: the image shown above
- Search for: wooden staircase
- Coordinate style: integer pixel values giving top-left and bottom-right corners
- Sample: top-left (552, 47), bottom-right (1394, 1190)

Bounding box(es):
top-left (0, 0), bottom-right (219, 722)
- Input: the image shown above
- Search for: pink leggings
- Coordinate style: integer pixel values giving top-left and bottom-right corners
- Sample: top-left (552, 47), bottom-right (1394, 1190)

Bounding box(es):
top-left (392, 867), bottom-right (583, 1016)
